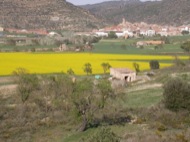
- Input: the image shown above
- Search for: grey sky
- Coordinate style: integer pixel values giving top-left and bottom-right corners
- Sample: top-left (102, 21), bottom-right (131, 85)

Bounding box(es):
top-left (67, 0), bottom-right (150, 5)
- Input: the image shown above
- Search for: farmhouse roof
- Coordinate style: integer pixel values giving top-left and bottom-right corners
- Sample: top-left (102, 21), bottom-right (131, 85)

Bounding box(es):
top-left (111, 68), bottom-right (135, 74)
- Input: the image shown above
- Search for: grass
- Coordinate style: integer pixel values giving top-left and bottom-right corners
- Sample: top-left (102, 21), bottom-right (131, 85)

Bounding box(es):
top-left (92, 38), bottom-right (184, 55)
top-left (120, 88), bottom-right (163, 108)
top-left (0, 44), bottom-right (56, 51)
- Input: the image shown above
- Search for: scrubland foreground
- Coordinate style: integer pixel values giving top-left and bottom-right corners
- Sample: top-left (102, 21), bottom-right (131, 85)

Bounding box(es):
top-left (0, 61), bottom-right (190, 142)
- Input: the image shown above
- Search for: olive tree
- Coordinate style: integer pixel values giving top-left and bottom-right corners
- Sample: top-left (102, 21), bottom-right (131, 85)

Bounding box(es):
top-left (149, 60), bottom-right (160, 70)
top-left (181, 41), bottom-right (190, 59)
top-left (133, 62), bottom-right (140, 74)
top-left (83, 63), bottom-right (92, 75)
top-left (67, 68), bottom-right (75, 75)
top-left (163, 78), bottom-right (190, 111)
top-left (101, 62), bottom-right (111, 74)
top-left (13, 68), bottom-right (39, 104)
top-left (71, 78), bottom-right (114, 132)
top-left (82, 127), bottom-right (120, 142)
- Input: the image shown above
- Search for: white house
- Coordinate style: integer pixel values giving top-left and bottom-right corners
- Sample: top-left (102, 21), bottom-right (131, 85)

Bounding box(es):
top-left (181, 26), bottom-right (189, 32)
top-left (115, 32), bottom-right (125, 38)
top-left (146, 29), bottom-right (156, 36)
top-left (48, 31), bottom-right (60, 37)
top-left (123, 30), bottom-right (134, 37)
top-left (158, 31), bottom-right (168, 36)
top-left (110, 68), bottom-right (136, 82)
top-left (0, 26), bottom-right (4, 32)
top-left (140, 30), bottom-right (147, 36)
top-left (95, 31), bottom-right (108, 37)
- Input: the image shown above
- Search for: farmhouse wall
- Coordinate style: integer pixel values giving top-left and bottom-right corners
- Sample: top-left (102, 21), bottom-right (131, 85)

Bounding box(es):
top-left (110, 68), bottom-right (136, 82)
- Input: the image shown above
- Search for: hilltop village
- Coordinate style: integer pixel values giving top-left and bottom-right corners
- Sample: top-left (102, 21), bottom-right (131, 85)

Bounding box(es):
top-left (94, 19), bottom-right (190, 38)
top-left (1, 19), bottom-right (190, 39)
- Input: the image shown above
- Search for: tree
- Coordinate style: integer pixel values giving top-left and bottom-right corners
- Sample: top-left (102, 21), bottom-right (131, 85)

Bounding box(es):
top-left (133, 62), bottom-right (140, 74)
top-left (67, 68), bottom-right (75, 75)
top-left (71, 78), bottom-right (114, 132)
top-left (82, 127), bottom-right (120, 142)
top-left (47, 74), bottom-right (74, 108)
top-left (108, 31), bottom-right (117, 39)
top-left (163, 78), bottom-right (190, 111)
top-left (6, 38), bottom-right (16, 46)
top-left (181, 30), bottom-right (189, 35)
top-left (97, 79), bottom-right (114, 108)
top-left (71, 79), bottom-right (94, 131)
top-left (181, 41), bottom-right (190, 59)
top-left (13, 68), bottom-right (39, 104)
top-left (101, 62), bottom-right (111, 74)
top-left (161, 36), bottom-right (170, 44)
top-left (83, 63), bottom-right (92, 75)
top-left (149, 60), bottom-right (160, 70)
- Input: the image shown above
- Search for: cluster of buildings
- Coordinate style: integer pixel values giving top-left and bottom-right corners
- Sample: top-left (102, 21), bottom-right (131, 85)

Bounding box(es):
top-left (1, 18), bottom-right (190, 41)
top-left (94, 18), bottom-right (190, 38)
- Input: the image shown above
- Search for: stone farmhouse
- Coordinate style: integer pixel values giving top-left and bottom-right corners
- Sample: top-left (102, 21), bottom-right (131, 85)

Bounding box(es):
top-left (110, 68), bottom-right (136, 82)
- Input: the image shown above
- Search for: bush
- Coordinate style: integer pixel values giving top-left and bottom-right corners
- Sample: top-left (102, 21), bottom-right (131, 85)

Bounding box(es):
top-left (13, 68), bottom-right (40, 104)
top-left (181, 30), bottom-right (189, 35)
top-left (163, 78), bottom-right (190, 111)
top-left (149, 60), bottom-right (160, 70)
top-left (133, 62), bottom-right (140, 74)
top-left (82, 127), bottom-right (120, 142)
top-left (31, 47), bottom-right (36, 52)
top-left (108, 31), bottom-right (117, 39)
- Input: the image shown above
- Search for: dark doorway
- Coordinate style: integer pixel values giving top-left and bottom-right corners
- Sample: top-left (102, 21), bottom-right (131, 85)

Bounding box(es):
top-left (125, 76), bottom-right (128, 82)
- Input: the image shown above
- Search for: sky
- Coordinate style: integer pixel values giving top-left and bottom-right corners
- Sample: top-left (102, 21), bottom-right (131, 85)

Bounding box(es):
top-left (67, 0), bottom-right (151, 5)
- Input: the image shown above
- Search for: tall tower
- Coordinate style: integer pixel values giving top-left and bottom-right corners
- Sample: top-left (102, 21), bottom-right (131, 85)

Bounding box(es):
top-left (122, 18), bottom-right (126, 26)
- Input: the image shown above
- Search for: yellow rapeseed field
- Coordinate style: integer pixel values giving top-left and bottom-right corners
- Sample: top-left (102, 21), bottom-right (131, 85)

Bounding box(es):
top-left (0, 53), bottom-right (188, 75)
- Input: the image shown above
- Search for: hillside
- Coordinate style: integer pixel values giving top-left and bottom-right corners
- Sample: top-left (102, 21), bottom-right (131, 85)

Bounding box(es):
top-left (0, 0), bottom-right (104, 31)
top-left (81, 0), bottom-right (190, 26)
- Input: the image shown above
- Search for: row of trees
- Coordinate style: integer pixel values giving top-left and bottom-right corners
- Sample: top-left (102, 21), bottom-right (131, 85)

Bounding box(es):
top-left (55, 35), bottom-right (101, 51)
top-left (133, 60), bottom-right (160, 74)
top-left (68, 60), bottom-right (160, 76)
top-left (67, 62), bottom-right (112, 75)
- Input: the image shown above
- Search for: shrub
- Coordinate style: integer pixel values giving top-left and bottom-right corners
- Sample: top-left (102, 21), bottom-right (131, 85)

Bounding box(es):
top-left (82, 127), bottom-right (120, 142)
top-left (13, 68), bottom-right (40, 104)
top-left (67, 68), bottom-right (75, 75)
top-left (181, 30), bottom-right (189, 35)
top-left (163, 78), bottom-right (190, 111)
top-left (31, 47), bottom-right (36, 52)
top-left (108, 31), bottom-right (117, 39)
top-left (133, 62), bottom-right (140, 74)
top-left (149, 60), bottom-right (160, 70)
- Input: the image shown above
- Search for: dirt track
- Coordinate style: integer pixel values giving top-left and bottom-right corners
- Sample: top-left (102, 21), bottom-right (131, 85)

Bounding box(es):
top-left (126, 83), bottom-right (162, 93)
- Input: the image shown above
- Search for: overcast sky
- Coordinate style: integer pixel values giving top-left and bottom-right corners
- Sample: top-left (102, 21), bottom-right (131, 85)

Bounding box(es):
top-left (67, 0), bottom-right (151, 5)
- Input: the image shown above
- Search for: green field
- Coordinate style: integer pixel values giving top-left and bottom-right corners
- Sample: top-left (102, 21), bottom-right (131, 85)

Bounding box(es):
top-left (92, 37), bottom-right (186, 55)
